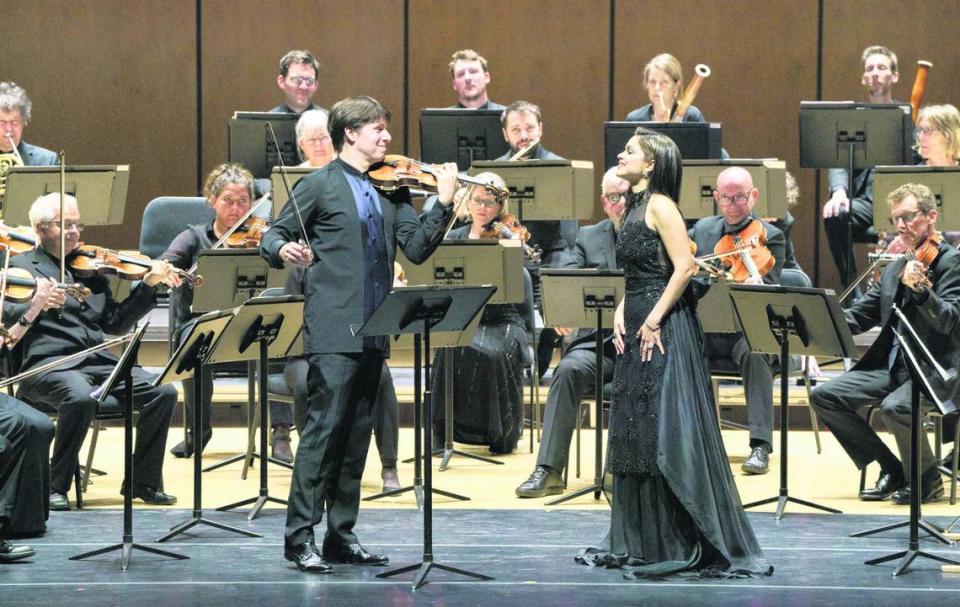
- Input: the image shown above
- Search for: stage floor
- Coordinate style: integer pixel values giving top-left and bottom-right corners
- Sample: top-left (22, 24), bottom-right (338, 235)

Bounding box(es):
top-left (3, 508), bottom-right (960, 606)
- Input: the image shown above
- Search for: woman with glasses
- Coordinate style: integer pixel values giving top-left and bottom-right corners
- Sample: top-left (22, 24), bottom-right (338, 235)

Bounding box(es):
top-left (915, 104), bottom-right (960, 168)
top-left (430, 172), bottom-right (536, 455)
top-left (296, 110), bottom-right (335, 169)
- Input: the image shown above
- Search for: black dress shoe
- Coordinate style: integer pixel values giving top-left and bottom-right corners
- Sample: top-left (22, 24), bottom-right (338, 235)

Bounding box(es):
top-left (285, 542), bottom-right (333, 573)
top-left (741, 444), bottom-right (771, 475)
top-left (860, 469), bottom-right (907, 501)
top-left (0, 539), bottom-right (35, 562)
top-left (892, 468), bottom-right (945, 505)
top-left (124, 485), bottom-right (177, 506)
top-left (48, 492), bottom-right (70, 511)
top-left (515, 466), bottom-right (565, 498)
top-left (170, 429), bottom-right (212, 459)
top-left (324, 542), bottom-right (389, 566)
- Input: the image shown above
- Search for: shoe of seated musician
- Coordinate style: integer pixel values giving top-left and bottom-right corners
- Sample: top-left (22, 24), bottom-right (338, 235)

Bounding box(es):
top-left (271, 425), bottom-right (294, 464)
top-left (0, 539), bottom-right (35, 563)
top-left (284, 541), bottom-right (333, 573)
top-left (859, 469), bottom-right (907, 501)
top-left (380, 466), bottom-right (401, 492)
top-left (123, 484), bottom-right (177, 506)
top-left (323, 541), bottom-right (389, 566)
top-left (741, 444), bottom-right (771, 475)
top-left (169, 428), bottom-right (212, 459)
top-left (48, 491), bottom-right (70, 512)
top-left (515, 465), bottom-right (565, 498)
top-left (892, 467), bottom-right (944, 505)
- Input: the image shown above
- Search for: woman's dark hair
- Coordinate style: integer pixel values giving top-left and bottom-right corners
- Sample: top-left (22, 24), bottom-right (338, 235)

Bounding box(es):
top-left (632, 127), bottom-right (682, 204)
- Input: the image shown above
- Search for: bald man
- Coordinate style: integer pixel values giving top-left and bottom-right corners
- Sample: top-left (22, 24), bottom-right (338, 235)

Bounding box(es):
top-left (688, 167), bottom-right (786, 475)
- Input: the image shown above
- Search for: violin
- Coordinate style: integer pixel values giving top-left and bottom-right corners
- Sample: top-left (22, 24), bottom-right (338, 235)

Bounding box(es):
top-left (224, 217), bottom-right (269, 248)
top-left (713, 220), bottom-right (775, 283)
top-left (68, 245), bottom-right (203, 287)
top-left (369, 155), bottom-right (510, 201)
top-left (692, 236), bottom-right (759, 280)
top-left (479, 213), bottom-right (542, 262)
top-left (902, 229), bottom-right (942, 290)
top-left (0, 221), bottom-right (38, 255)
top-left (0, 267), bottom-right (91, 302)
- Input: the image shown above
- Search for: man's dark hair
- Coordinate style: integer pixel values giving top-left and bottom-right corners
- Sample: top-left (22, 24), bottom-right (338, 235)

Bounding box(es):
top-left (278, 49), bottom-right (320, 77)
top-left (328, 96), bottom-right (390, 152)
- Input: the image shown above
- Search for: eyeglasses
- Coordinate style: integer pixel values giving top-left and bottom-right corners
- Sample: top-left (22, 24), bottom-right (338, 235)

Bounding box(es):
top-left (888, 210), bottom-right (926, 226)
top-left (604, 192), bottom-right (625, 204)
top-left (916, 126), bottom-right (939, 138)
top-left (469, 198), bottom-right (500, 208)
top-left (41, 221), bottom-right (84, 232)
top-left (714, 191), bottom-right (752, 206)
top-left (302, 135), bottom-right (330, 146)
top-left (287, 76), bottom-right (317, 87)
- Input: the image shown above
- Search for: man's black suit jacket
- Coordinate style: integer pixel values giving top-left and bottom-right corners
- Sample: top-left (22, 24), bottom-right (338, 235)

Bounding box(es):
top-left (562, 218), bottom-right (618, 354)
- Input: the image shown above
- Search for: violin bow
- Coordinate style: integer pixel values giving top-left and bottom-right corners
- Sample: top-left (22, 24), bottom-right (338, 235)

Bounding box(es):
top-left (265, 121), bottom-right (313, 263)
top-left (442, 183), bottom-right (476, 241)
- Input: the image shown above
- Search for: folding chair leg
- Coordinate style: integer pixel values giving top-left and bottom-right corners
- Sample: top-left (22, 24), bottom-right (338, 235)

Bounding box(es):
top-left (802, 372), bottom-right (822, 454)
top-left (82, 422), bottom-right (101, 492)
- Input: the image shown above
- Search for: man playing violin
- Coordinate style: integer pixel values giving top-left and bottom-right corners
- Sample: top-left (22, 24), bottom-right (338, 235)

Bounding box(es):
top-left (2, 193), bottom-right (182, 511)
top-left (260, 96), bottom-right (458, 573)
top-left (689, 167), bottom-right (786, 475)
top-left (811, 183), bottom-right (960, 504)
top-left (161, 163), bottom-right (297, 462)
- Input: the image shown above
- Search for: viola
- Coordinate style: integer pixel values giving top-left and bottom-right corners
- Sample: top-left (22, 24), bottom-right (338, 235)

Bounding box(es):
top-left (369, 155), bottom-right (509, 201)
top-left (479, 213), bottom-right (542, 262)
top-left (224, 217), bottom-right (269, 249)
top-left (713, 220), bottom-right (775, 283)
top-left (0, 221), bottom-right (38, 255)
top-left (68, 245), bottom-right (202, 287)
top-left (0, 267), bottom-right (91, 303)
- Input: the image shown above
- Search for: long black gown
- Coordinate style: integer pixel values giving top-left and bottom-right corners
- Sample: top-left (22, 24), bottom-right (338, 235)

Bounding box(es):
top-left (577, 196), bottom-right (772, 578)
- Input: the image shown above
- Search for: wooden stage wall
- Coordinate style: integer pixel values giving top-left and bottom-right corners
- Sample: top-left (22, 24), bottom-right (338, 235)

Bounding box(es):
top-left (3, 0), bottom-right (959, 290)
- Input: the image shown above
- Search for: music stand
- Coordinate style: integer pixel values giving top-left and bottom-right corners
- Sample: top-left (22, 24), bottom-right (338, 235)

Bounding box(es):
top-left (873, 166), bottom-right (960, 232)
top-left (798, 102), bottom-right (912, 287)
top-left (365, 285), bottom-right (496, 589)
top-left (211, 296), bottom-right (304, 520)
top-left (469, 160), bottom-right (595, 224)
top-left (192, 250), bottom-right (291, 474)
top-left (229, 112), bottom-right (299, 179)
top-left (271, 166), bottom-right (317, 219)
top-left (155, 311), bottom-right (262, 542)
top-left (728, 283), bottom-right (851, 519)
top-left (679, 159), bottom-right (788, 221)
top-left (3, 165), bottom-right (130, 225)
top-left (419, 108), bottom-right (510, 171)
top-left (538, 269), bottom-right (623, 506)
top-left (70, 323), bottom-right (189, 569)
top-left (853, 304), bottom-right (960, 575)
top-left (604, 122), bottom-right (723, 168)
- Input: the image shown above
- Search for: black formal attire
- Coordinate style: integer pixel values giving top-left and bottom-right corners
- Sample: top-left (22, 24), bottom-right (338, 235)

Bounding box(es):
top-left (577, 195), bottom-right (771, 577)
top-left (3, 248), bottom-right (177, 496)
top-left (14, 141), bottom-right (59, 166)
top-left (161, 222), bottom-right (293, 436)
top-left (771, 211), bottom-right (801, 271)
top-left (447, 100), bottom-right (506, 110)
top-left (430, 225), bottom-right (533, 454)
top-left (261, 157), bottom-right (450, 553)
top-left (825, 167), bottom-right (877, 285)
top-left (689, 215), bottom-right (786, 450)
top-left (268, 102), bottom-right (325, 114)
top-left (624, 103), bottom-right (705, 122)
top-left (810, 239), bottom-right (960, 481)
top-left (0, 395), bottom-right (54, 538)
top-left (280, 268), bottom-right (399, 468)
top-left (536, 219), bottom-right (617, 473)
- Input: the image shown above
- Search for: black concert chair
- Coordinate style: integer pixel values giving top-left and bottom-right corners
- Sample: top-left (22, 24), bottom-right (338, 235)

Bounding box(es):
top-left (519, 268), bottom-right (541, 453)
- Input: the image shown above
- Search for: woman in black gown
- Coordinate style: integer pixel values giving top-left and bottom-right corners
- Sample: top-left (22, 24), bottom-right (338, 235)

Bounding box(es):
top-left (577, 129), bottom-right (772, 578)
top-left (431, 173), bottom-right (534, 454)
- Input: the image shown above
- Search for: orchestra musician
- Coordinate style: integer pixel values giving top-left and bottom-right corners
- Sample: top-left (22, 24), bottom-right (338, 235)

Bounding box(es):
top-left (270, 50), bottom-right (324, 115)
top-left (515, 167), bottom-right (627, 497)
top-left (260, 96), bottom-right (458, 573)
top-left (823, 46), bottom-right (900, 291)
top-left (160, 163), bottom-right (297, 463)
top-left (431, 173), bottom-right (534, 455)
top-left (914, 104), bottom-right (960, 169)
top-left (0, 281), bottom-right (58, 560)
top-left (689, 166), bottom-right (786, 475)
top-left (625, 53), bottom-right (706, 123)
top-left (296, 109), bottom-right (335, 169)
top-left (495, 100), bottom-right (577, 377)
top-left (0, 82), bottom-right (57, 199)
top-left (2, 193), bottom-right (182, 511)
top-left (811, 183), bottom-right (960, 504)
top-left (448, 49), bottom-right (505, 110)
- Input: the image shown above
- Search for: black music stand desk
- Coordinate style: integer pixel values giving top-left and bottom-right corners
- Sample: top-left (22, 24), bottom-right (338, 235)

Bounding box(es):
top-left (729, 284), bottom-right (851, 519)
top-left (361, 285), bottom-right (496, 590)
top-left (539, 268), bottom-right (623, 505)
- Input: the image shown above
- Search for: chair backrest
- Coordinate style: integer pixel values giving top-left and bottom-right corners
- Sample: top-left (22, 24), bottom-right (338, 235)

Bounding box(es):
top-left (138, 196), bottom-right (213, 258)
top-left (779, 268), bottom-right (813, 289)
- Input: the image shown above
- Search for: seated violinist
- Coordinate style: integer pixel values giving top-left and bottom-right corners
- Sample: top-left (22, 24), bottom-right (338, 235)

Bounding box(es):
top-left (689, 167), bottom-right (786, 475)
top-left (160, 163), bottom-right (296, 463)
top-left (2, 193), bottom-right (182, 510)
top-left (431, 173), bottom-right (535, 454)
top-left (811, 183), bottom-right (960, 504)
